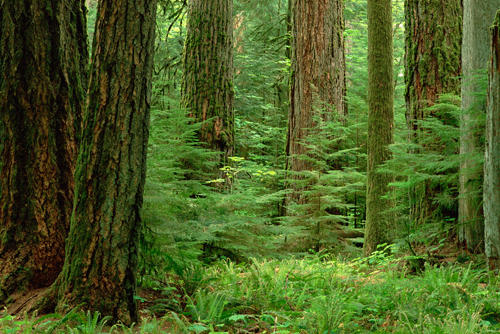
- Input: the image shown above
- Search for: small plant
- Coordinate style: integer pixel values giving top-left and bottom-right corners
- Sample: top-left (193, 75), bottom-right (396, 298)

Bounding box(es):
top-left (185, 290), bottom-right (229, 324)
top-left (69, 311), bottom-right (111, 334)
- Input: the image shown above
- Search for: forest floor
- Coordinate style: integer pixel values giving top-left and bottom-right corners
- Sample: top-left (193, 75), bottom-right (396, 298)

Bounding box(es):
top-left (1, 241), bottom-right (498, 333)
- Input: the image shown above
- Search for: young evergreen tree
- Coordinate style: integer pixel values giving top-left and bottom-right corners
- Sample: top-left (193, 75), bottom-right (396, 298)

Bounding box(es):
top-left (485, 10), bottom-right (500, 271)
top-left (0, 0), bottom-right (88, 303)
top-left (364, 0), bottom-right (394, 256)
top-left (52, 0), bottom-right (156, 324)
top-left (181, 0), bottom-right (235, 176)
top-left (404, 0), bottom-right (462, 225)
top-left (460, 0), bottom-right (498, 253)
top-left (286, 0), bottom-right (346, 206)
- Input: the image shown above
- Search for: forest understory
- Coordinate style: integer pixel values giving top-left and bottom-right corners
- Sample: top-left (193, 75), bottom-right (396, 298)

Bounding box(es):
top-left (1, 0), bottom-right (500, 332)
top-left (2, 246), bottom-right (499, 333)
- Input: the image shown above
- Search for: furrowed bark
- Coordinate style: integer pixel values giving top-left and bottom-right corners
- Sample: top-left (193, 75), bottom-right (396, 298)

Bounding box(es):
top-left (404, 0), bottom-right (462, 225)
top-left (459, 0), bottom-right (498, 253)
top-left (364, 0), bottom-right (395, 256)
top-left (485, 10), bottom-right (500, 272)
top-left (286, 0), bottom-right (346, 206)
top-left (181, 0), bottom-right (235, 176)
top-left (0, 0), bottom-right (88, 304)
top-left (54, 0), bottom-right (156, 324)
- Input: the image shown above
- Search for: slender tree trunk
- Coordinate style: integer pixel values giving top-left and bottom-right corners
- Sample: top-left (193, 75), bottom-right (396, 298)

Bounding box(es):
top-left (181, 0), bottom-right (234, 175)
top-left (286, 0), bottom-right (346, 205)
top-left (485, 10), bottom-right (500, 272)
top-left (0, 0), bottom-right (88, 303)
top-left (363, 0), bottom-right (394, 256)
top-left (460, 0), bottom-right (498, 253)
top-left (404, 0), bottom-right (462, 225)
top-left (52, 0), bottom-right (156, 324)
top-left (286, 0), bottom-right (293, 61)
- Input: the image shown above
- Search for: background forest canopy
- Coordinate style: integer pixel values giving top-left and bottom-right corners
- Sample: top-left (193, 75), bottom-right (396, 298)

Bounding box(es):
top-left (130, 0), bottom-right (433, 266)
top-left (97, 0), bottom-right (466, 259)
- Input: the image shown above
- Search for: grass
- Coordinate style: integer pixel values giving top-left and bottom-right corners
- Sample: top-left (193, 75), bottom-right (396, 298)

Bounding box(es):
top-left (2, 250), bottom-right (500, 333)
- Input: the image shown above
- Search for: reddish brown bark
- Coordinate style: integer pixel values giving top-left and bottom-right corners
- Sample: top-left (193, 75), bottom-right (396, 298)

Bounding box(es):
top-left (404, 0), bottom-right (462, 226)
top-left (181, 0), bottom-right (234, 173)
top-left (53, 0), bottom-right (157, 324)
top-left (0, 0), bottom-right (88, 304)
top-left (286, 0), bottom-right (346, 205)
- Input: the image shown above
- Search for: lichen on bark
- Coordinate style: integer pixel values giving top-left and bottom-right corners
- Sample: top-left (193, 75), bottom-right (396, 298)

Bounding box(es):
top-left (484, 9), bottom-right (500, 272)
top-left (404, 0), bottom-right (462, 226)
top-left (460, 0), bottom-right (498, 253)
top-left (363, 0), bottom-right (395, 256)
top-left (181, 0), bottom-right (235, 174)
top-left (51, 0), bottom-right (157, 324)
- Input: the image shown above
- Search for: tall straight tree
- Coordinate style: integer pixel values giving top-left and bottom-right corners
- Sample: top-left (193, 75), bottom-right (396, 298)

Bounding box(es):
top-left (286, 0), bottom-right (346, 205)
top-left (0, 0), bottom-right (88, 302)
top-left (51, 0), bottom-right (156, 324)
top-left (181, 0), bottom-right (235, 174)
top-left (485, 10), bottom-right (500, 271)
top-left (460, 0), bottom-right (498, 253)
top-left (404, 0), bottom-right (462, 224)
top-left (364, 0), bottom-right (394, 256)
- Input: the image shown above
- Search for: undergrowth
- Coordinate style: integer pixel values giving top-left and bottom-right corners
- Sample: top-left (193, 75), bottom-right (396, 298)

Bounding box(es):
top-left (3, 251), bottom-right (500, 333)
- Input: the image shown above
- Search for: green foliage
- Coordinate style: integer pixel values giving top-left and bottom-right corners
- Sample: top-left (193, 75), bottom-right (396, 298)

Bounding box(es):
top-left (284, 107), bottom-right (366, 252)
top-left (4, 257), bottom-right (500, 333)
top-left (68, 311), bottom-right (111, 334)
top-left (160, 257), bottom-right (500, 333)
top-left (381, 76), bottom-right (486, 252)
top-left (382, 94), bottom-right (462, 242)
top-left (86, 0), bottom-right (98, 53)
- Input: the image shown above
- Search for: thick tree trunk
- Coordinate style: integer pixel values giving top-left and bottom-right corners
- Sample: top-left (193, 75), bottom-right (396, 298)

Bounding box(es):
top-left (181, 0), bottom-right (234, 174)
top-left (460, 0), bottom-right (498, 253)
top-left (485, 10), bottom-right (500, 272)
top-left (0, 0), bottom-right (88, 303)
top-left (53, 0), bottom-right (156, 324)
top-left (405, 0), bottom-right (462, 121)
top-left (286, 0), bottom-right (346, 205)
top-left (404, 0), bottom-right (462, 225)
top-left (363, 0), bottom-right (394, 256)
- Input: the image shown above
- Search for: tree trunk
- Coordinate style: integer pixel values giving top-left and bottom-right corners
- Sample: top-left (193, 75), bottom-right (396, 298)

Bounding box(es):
top-left (286, 0), bottom-right (346, 205)
top-left (181, 0), bottom-right (235, 174)
top-left (460, 0), bottom-right (498, 253)
top-left (0, 0), bottom-right (88, 303)
top-left (286, 0), bottom-right (292, 61)
top-left (404, 0), bottom-right (462, 225)
top-left (53, 0), bottom-right (156, 324)
top-left (485, 10), bottom-right (500, 272)
top-left (363, 0), bottom-right (394, 256)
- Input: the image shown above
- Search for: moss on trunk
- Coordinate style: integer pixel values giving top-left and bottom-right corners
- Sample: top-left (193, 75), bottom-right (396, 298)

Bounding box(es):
top-left (363, 0), bottom-right (394, 256)
top-left (53, 0), bottom-right (157, 325)
top-left (404, 0), bottom-right (462, 226)
top-left (484, 10), bottom-right (500, 271)
top-left (459, 0), bottom-right (498, 253)
top-left (181, 0), bottom-right (235, 175)
top-left (0, 0), bottom-right (88, 304)
top-left (285, 0), bottom-right (346, 206)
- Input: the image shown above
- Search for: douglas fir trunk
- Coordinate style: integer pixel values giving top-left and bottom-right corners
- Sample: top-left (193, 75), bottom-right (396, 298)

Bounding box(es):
top-left (53, 0), bottom-right (156, 324)
top-left (364, 0), bottom-right (395, 256)
top-left (404, 0), bottom-right (462, 225)
top-left (286, 0), bottom-right (346, 205)
top-left (460, 0), bottom-right (498, 253)
top-left (181, 0), bottom-right (235, 174)
top-left (485, 10), bottom-right (500, 271)
top-left (0, 0), bottom-right (88, 303)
